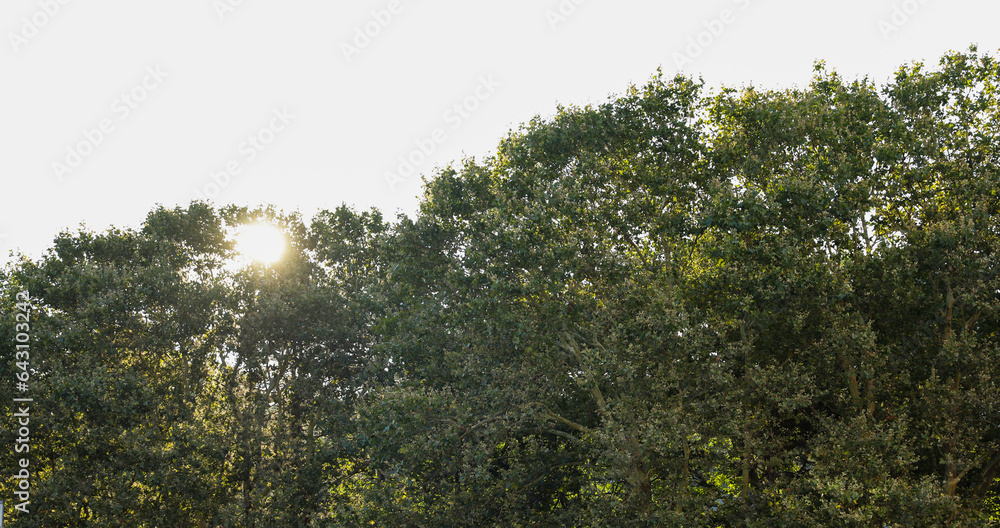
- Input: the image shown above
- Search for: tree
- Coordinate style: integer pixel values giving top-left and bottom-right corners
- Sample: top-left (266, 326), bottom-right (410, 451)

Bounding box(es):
top-left (3, 47), bottom-right (999, 527)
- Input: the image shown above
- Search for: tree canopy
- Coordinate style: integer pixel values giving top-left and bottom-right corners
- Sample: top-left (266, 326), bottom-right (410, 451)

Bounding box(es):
top-left (3, 47), bottom-right (1000, 527)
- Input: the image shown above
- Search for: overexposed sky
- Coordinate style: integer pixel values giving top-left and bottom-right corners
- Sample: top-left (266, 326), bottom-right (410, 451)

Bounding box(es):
top-left (3, 0), bottom-right (999, 262)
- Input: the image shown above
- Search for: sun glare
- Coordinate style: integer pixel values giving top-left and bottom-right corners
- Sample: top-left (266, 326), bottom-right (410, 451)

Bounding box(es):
top-left (236, 223), bottom-right (287, 264)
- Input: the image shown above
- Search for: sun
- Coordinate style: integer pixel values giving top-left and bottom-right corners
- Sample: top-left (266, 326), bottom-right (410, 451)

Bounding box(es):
top-left (236, 223), bottom-right (287, 264)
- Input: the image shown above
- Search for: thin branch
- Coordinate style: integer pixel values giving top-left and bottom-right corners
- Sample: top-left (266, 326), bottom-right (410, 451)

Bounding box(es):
top-left (543, 428), bottom-right (584, 445)
top-left (560, 331), bottom-right (609, 413)
top-left (538, 404), bottom-right (591, 435)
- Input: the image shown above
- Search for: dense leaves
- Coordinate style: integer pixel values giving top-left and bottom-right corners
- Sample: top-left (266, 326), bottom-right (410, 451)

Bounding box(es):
top-left (2, 48), bottom-right (1000, 526)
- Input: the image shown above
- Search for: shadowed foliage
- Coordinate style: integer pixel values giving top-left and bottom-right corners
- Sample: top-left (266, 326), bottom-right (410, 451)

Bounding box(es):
top-left (2, 48), bottom-right (999, 527)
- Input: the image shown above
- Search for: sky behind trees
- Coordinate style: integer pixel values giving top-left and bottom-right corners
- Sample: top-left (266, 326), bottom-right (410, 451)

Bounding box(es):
top-left (3, 0), bottom-right (1000, 261)
top-left (4, 48), bottom-right (1000, 524)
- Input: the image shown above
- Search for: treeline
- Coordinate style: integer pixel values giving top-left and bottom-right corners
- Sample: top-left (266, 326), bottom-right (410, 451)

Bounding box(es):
top-left (2, 48), bottom-right (1000, 527)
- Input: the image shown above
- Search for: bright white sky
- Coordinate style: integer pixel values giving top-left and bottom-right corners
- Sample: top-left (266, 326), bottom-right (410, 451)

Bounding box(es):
top-left (2, 0), bottom-right (999, 262)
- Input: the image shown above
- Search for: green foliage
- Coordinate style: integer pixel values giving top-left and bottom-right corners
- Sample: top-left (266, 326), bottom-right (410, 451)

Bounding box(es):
top-left (3, 48), bottom-right (1000, 526)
